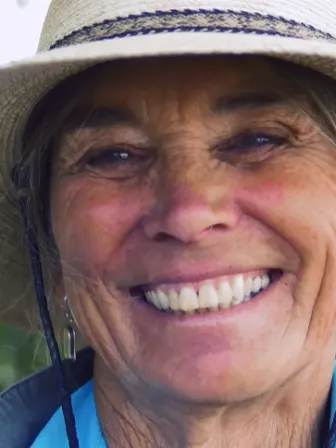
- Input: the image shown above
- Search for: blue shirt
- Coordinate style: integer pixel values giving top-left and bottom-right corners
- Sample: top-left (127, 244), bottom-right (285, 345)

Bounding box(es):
top-left (31, 370), bottom-right (336, 447)
top-left (31, 381), bottom-right (107, 448)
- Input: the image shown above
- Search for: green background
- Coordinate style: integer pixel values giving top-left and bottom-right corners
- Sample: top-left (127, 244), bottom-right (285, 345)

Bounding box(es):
top-left (0, 323), bottom-right (49, 392)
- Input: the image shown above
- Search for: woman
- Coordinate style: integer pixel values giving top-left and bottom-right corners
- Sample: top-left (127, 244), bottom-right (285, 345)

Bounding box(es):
top-left (1, 0), bottom-right (336, 446)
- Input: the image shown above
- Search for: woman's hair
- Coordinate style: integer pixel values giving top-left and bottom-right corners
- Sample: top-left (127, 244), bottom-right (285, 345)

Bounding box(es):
top-left (17, 56), bottom-right (336, 280)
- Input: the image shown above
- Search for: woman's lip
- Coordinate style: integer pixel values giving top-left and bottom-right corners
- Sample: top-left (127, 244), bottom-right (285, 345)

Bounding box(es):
top-left (129, 268), bottom-right (281, 292)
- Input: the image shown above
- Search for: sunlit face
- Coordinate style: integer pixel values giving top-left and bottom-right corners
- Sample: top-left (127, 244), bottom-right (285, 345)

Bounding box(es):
top-left (50, 56), bottom-right (336, 403)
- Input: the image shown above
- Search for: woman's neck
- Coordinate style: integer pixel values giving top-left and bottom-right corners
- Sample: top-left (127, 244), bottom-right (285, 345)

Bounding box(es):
top-left (94, 357), bottom-right (333, 448)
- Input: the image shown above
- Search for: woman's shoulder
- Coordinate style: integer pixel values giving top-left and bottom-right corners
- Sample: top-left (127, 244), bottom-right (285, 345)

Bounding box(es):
top-left (31, 379), bottom-right (106, 448)
top-left (0, 348), bottom-right (94, 448)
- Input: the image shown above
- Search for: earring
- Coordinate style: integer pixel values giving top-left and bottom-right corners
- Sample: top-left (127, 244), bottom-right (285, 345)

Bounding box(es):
top-left (63, 296), bottom-right (76, 362)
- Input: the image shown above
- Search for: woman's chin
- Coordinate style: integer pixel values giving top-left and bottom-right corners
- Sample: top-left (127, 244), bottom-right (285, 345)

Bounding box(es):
top-left (134, 350), bottom-right (280, 405)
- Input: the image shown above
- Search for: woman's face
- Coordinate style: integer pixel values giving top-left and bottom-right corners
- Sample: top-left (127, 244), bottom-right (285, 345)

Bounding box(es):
top-left (51, 56), bottom-right (336, 402)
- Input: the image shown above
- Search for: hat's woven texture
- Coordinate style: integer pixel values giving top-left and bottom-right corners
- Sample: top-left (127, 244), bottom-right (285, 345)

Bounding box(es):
top-left (2, 0), bottom-right (336, 328)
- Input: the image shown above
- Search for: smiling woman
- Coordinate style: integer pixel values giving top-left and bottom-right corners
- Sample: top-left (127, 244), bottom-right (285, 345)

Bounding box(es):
top-left (3, 1), bottom-right (336, 448)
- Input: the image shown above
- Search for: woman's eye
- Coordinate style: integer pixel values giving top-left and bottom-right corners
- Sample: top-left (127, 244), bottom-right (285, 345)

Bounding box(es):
top-left (80, 146), bottom-right (150, 177)
top-left (86, 148), bottom-right (131, 167)
top-left (217, 132), bottom-right (288, 166)
top-left (230, 133), bottom-right (285, 152)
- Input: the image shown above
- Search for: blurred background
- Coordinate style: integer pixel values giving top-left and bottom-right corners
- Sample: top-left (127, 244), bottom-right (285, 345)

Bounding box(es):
top-left (0, 0), bottom-right (51, 392)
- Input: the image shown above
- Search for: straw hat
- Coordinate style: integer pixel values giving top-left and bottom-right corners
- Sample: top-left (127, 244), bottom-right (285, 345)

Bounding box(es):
top-left (1, 0), bottom-right (336, 329)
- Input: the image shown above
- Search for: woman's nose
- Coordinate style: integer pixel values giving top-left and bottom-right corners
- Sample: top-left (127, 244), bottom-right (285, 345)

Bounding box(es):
top-left (142, 176), bottom-right (240, 244)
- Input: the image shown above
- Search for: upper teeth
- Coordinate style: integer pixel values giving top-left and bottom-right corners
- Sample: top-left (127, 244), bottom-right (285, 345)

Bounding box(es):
top-left (144, 273), bottom-right (271, 313)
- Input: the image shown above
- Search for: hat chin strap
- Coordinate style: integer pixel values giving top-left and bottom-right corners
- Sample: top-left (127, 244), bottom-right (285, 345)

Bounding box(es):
top-left (11, 165), bottom-right (79, 448)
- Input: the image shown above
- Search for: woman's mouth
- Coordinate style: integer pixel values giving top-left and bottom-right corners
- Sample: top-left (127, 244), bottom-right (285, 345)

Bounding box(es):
top-left (130, 269), bottom-right (283, 315)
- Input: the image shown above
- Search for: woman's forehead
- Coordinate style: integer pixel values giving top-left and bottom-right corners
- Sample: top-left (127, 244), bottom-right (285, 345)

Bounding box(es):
top-left (77, 56), bottom-right (299, 108)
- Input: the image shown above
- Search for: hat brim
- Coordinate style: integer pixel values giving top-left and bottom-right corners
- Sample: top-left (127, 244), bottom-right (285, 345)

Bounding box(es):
top-left (1, 31), bottom-right (336, 329)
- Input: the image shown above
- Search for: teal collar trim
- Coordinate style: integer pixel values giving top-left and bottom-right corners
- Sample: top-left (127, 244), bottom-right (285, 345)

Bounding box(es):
top-left (30, 380), bottom-right (107, 448)
top-left (330, 364), bottom-right (336, 429)
top-left (329, 362), bottom-right (336, 447)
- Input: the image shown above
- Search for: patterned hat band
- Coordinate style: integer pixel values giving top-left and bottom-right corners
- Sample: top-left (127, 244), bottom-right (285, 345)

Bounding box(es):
top-left (49, 9), bottom-right (336, 51)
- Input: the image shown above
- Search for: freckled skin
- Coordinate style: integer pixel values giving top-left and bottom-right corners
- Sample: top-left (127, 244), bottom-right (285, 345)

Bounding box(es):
top-left (50, 57), bottom-right (336, 447)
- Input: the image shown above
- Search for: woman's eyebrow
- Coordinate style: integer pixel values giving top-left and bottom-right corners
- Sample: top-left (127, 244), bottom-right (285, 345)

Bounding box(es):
top-left (64, 106), bottom-right (138, 130)
top-left (212, 92), bottom-right (292, 114)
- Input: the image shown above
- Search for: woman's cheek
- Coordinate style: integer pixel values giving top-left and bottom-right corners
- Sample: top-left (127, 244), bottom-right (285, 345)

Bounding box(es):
top-left (51, 180), bottom-right (148, 274)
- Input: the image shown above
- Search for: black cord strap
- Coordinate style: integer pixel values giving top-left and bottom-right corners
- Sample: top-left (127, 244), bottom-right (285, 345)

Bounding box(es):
top-left (11, 165), bottom-right (80, 448)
